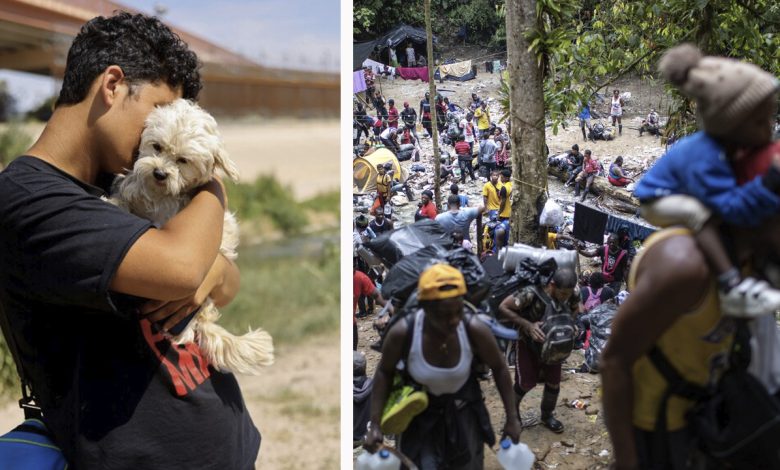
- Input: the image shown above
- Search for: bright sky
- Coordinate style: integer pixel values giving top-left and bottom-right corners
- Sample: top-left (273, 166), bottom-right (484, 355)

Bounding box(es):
top-left (0, 0), bottom-right (340, 112)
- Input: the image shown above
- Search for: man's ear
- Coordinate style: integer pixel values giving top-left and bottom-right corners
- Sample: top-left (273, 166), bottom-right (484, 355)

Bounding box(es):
top-left (99, 65), bottom-right (126, 107)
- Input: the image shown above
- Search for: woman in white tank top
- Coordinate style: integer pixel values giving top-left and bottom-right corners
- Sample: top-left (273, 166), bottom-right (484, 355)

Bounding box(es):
top-left (610, 89), bottom-right (624, 135)
top-left (364, 264), bottom-right (522, 469)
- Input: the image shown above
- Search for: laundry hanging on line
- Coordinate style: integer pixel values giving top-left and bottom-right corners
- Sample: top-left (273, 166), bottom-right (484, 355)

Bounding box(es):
top-left (362, 59), bottom-right (396, 76)
top-left (438, 60), bottom-right (472, 78)
top-left (353, 70), bottom-right (367, 94)
top-left (395, 67), bottom-right (430, 82)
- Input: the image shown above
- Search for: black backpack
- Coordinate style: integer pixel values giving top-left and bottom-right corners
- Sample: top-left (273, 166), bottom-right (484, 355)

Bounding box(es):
top-left (649, 320), bottom-right (780, 468)
top-left (531, 285), bottom-right (576, 365)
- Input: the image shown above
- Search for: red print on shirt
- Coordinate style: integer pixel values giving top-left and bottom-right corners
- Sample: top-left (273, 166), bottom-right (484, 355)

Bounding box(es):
top-left (140, 319), bottom-right (211, 396)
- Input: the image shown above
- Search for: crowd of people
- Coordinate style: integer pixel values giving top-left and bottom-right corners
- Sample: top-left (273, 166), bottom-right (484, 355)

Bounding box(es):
top-left (354, 43), bottom-right (780, 470)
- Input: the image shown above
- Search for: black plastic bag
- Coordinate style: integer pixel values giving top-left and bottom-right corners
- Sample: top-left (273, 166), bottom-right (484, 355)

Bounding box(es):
top-left (365, 219), bottom-right (450, 268)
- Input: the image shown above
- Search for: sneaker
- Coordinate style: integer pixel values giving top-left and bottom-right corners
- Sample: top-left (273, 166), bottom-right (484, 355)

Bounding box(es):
top-left (541, 414), bottom-right (564, 433)
top-left (381, 384), bottom-right (429, 435)
top-left (719, 277), bottom-right (780, 318)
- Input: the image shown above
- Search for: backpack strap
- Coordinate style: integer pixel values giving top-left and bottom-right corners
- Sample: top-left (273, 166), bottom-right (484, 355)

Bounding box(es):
top-left (0, 291), bottom-right (42, 419)
top-left (647, 345), bottom-right (709, 459)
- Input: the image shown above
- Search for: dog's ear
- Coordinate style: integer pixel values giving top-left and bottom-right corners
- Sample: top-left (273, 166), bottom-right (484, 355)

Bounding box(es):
top-left (215, 147), bottom-right (240, 182)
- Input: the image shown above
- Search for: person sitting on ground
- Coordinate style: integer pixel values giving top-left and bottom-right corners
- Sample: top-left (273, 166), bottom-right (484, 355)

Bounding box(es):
top-left (364, 264), bottom-right (521, 468)
top-left (369, 210), bottom-right (393, 235)
top-left (498, 267), bottom-right (581, 433)
top-left (608, 155), bottom-right (634, 187)
top-left (450, 183), bottom-right (469, 207)
top-left (435, 194), bottom-right (486, 242)
top-left (417, 54), bottom-right (427, 66)
top-left (578, 233), bottom-right (629, 292)
top-left (580, 272), bottom-right (615, 313)
top-left (415, 190), bottom-right (438, 221)
top-left (443, 96), bottom-right (457, 112)
top-left (574, 149), bottom-right (599, 201)
top-left (379, 126), bottom-right (400, 154)
top-left (451, 229), bottom-right (473, 252)
top-left (454, 135), bottom-right (477, 183)
top-left (640, 108), bottom-right (661, 136)
top-left (353, 351), bottom-right (373, 446)
top-left (633, 43), bottom-right (780, 317)
top-left (439, 154), bottom-right (455, 183)
top-left (478, 131), bottom-right (498, 176)
top-left (353, 214), bottom-right (376, 246)
top-left (564, 144), bottom-right (584, 187)
top-left (576, 291), bottom-right (624, 374)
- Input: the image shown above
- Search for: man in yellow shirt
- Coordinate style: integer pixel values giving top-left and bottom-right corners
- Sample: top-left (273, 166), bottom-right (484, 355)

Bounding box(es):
top-left (482, 170), bottom-right (502, 217)
top-left (474, 101), bottom-right (491, 138)
top-left (600, 228), bottom-right (741, 469)
top-left (498, 169), bottom-right (512, 221)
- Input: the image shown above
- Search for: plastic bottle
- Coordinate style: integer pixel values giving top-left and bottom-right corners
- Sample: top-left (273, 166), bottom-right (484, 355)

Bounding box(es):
top-left (355, 448), bottom-right (401, 470)
top-left (496, 438), bottom-right (535, 470)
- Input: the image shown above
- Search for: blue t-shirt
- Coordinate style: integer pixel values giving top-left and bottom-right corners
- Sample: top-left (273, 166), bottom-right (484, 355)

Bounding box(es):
top-left (457, 194), bottom-right (469, 208)
top-left (435, 207), bottom-right (480, 240)
top-left (633, 131), bottom-right (780, 226)
top-left (579, 106), bottom-right (591, 120)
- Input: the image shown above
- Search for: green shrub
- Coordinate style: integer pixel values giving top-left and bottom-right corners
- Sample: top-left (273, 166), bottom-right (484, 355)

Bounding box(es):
top-left (226, 176), bottom-right (309, 236)
top-left (0, 124), bottom-right (32, 168)
top-left (301, 190), bottom-right (340, 216)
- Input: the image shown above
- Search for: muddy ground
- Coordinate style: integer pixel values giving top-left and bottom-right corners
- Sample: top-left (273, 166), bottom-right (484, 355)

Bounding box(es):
top-left (353, 60), bottom-right (671, 468)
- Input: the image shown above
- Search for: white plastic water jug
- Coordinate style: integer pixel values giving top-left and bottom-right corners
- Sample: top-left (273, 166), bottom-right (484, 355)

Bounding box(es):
top-left (496, 438), bottom-right (534, 470)
top-left (355, 448), bottom-right (401, 470)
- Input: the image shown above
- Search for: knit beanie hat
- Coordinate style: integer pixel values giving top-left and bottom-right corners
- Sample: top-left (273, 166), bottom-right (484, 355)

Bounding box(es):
top-left (658, 43), bottom-right (779, 137)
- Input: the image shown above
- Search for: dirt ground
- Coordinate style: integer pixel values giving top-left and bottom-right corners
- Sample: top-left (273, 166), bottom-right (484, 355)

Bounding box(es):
top-left (0, 330), bottom-right (340, 470)
top-left (13, 118), bottom-right (340, 200)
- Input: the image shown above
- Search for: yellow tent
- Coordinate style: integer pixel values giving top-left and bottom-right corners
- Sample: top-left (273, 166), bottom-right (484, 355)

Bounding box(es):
top-left (353, 148), bottom-right (408, 194)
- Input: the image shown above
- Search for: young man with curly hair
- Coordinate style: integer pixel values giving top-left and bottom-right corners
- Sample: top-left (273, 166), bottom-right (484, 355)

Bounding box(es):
top-left (0, 12), bottom-right (259, 469)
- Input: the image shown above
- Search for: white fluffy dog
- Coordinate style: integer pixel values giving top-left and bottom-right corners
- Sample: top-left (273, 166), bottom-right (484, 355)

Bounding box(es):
top-left (111, 98), bottom-right (274, 375)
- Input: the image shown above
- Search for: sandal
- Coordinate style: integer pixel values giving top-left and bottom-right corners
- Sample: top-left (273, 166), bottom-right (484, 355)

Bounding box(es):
top-left (541, 414), bottom-right (564, 433)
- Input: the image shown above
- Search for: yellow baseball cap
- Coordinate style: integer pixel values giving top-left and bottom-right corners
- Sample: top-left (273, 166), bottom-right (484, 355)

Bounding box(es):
top-left (418, 264), bottom-right (467, 301)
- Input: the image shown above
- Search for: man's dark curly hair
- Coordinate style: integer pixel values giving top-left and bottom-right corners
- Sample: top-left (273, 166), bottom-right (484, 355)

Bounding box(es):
top-left (56, 11), bottom-right (201, 107)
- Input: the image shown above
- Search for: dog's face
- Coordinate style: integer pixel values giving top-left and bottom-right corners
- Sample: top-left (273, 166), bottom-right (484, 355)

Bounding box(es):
top-left (133, 99), bottom-right (239, 197)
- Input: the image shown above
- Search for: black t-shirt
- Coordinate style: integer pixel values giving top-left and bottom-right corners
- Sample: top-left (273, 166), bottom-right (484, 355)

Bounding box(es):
top-left (0, 157), bottom-right (260, 469)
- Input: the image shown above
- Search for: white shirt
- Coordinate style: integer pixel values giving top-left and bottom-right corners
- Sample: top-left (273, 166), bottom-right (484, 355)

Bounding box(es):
top-left (406, 309), bottom-right (473, 396)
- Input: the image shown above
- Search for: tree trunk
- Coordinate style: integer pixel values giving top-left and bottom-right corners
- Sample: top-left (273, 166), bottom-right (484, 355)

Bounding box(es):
top-left (506, 0), bottom-right (547, 245)
top-left (425, 0), bottom-right (441, 208)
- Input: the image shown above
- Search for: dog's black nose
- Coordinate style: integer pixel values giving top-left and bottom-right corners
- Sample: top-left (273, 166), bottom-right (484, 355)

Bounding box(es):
top-left (153, 169), bottom-right (168, 181)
